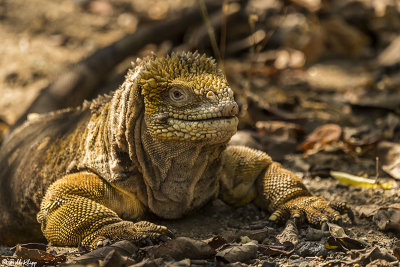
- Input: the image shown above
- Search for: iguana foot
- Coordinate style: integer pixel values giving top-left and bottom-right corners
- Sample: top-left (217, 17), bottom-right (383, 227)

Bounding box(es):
top-left (268, 196), bottom-right (352, 226)
top-left (83, 220), bottom-right (174, 250)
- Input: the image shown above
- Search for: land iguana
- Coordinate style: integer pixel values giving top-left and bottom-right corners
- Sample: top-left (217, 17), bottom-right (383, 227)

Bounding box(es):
top-left (0, 52), bottom-right (351, 249)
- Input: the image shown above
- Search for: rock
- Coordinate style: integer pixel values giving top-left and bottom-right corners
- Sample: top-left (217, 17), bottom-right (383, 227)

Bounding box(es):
top-left (261, 261), bottom-right (280, 267)
top-left (0, 246), bottom-right (13, 256)
top-left (303, 227), bottom-right (325, 241)
top-left (296, 242), bottom-right (327, 257)
top-left (216, 242), bottom-right (258, 263)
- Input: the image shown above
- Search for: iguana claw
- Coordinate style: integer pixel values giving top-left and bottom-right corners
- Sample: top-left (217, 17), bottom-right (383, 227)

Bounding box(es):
top-left (268, 196), bottom-right (353, 226)
top-left (85, 220), bottom-right (173, 250)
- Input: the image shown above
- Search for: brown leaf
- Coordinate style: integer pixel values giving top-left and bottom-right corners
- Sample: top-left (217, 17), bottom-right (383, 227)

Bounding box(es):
top-left (354, 205), bottom-right (380, 218)
top-left (300, 124), bottom-right (342, 154)
top-left (76, 240), bottom-right (138, 264)
top-left (343, 125), bottom-right (381, 146)
top-left (215, 242), bottom-right (258, 263)
top-left (378, 141), bottom-right (400, 180)
top-left (349, 247), bottom-right (398, 265)
top-left (101, 249), bottom-right (136, 267)
top-left (206, 236), bottom-right (227, 250)
top-left (276, 220), bottom-right (299, 247)
top-left (12, 245), bottom-right (66, 265)
top-left (373, 204), bottom-right (400, 233)
top-left (394, 245), bottom-right (400, 261)
top-left (325, 223), bottom-right (365, 250)
top-left (257, 220), bottom-right (298, 257)
top-left (258, 242), bottom-right (295, 256)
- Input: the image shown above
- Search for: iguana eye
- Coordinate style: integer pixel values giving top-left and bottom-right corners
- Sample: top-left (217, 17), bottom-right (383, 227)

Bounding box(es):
top-left (169, 88), bottom-right (187, 102)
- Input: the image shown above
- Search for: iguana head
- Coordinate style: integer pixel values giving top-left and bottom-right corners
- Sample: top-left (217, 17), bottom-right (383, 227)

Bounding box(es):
top-left (137, 52), bottom-right (239, 144)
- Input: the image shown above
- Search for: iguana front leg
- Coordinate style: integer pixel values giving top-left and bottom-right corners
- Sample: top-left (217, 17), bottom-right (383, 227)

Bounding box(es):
top-left (218, 146), bottom-right (351, 225)
top-left (37, 172), bottom-right (172, 249)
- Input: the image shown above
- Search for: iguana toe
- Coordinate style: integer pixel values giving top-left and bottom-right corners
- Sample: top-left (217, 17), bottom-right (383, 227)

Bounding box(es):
top-left (269, 196), bottom-right (353, 226)
top-left (84, 220), bottom-right (172, 250)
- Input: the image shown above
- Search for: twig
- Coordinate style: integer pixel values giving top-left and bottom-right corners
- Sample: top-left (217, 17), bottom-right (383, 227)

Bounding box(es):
top-left (198, 0), bottom-right (222, 65)
top-left (375, 156), bottom-right (380, 181)
top-left (219, 0), bottom-right (228, 60)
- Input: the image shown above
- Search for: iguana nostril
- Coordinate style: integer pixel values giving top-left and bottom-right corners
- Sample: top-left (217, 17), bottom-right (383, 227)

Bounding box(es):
top-left (222, 102), bottom-right (239, 117)
top-left (231, 103), bottom-right (239, 115)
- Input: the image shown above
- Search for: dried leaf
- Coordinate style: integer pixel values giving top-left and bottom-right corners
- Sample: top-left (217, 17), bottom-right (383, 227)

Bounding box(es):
top-left (257, 220), bottom-right (298, 257)
top-left (354, 205), bottom-right (380, 218)
top-left (276, 220), bottom-right (299, 247)
top-left (330, 171), bottom-right (393, 189)
top-left (300, 124), bottom-right (342, 154)
top-left (348, 247), bottom-right (398, 265)
top-left (258, 242), bottom-right (295, 256)
top-left (12, 244), bottom-right (66, 265)
top-left (378, 141), bottom-right (400, 180)
top-left (206, 236), bottom-right (227, 250)
top-left (101, 249), bottom-right (136, 267)
top-left (235, 228), bottom-right (273, 243)
top-left (215, 242), bottom-right (258, 263)
top-left (373, 205), bottom-right (400, 233)
top-left (76, 240), bottom-right (138, 264)
top-left (394, 246), bottom-right (400, 261)
top-left (324, 223), bottom-right (365, 250)
top-left (342, 125), bottom-right (381, 146)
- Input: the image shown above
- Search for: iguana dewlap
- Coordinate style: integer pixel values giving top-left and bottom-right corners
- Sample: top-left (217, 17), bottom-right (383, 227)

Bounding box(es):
top-left (0, 52), bottom-right (350, 249)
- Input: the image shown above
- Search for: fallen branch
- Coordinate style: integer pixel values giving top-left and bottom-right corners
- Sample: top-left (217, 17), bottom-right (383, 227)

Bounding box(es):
top-left (13, 3), bottom-right (220, 128)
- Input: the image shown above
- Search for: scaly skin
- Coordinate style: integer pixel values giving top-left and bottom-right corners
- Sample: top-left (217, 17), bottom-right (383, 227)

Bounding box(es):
top-left (0, 52), bottom-right (350, 249)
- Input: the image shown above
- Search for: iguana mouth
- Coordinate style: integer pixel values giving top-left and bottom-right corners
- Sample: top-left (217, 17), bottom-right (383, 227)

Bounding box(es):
top-left (178, 115), bottom-right (237, 122)
top-left (154, 116), bottom-right (239, 142)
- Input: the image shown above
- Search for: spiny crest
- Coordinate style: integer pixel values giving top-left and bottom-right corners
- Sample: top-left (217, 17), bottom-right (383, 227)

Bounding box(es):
top-left (144, 51), bottom-right (218, 77)
top-left (138, 51), bottom-right (220, 96)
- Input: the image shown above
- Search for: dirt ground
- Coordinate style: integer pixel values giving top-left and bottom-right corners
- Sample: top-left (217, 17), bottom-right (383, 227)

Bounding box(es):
top-left (0, 0), bottom-right (400, 266)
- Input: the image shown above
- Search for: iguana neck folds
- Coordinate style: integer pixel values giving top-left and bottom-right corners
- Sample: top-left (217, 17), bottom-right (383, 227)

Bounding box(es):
top-left (135, 119), bottom-right (226, 219)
